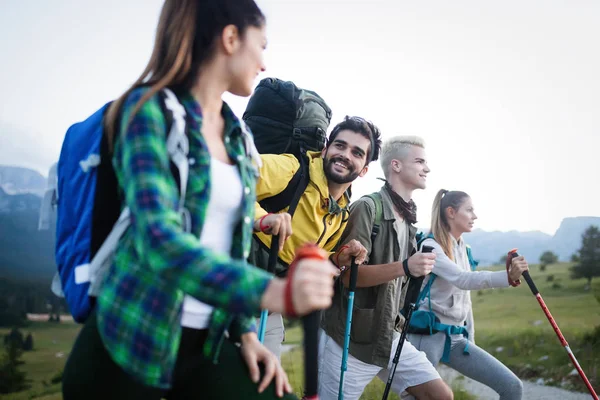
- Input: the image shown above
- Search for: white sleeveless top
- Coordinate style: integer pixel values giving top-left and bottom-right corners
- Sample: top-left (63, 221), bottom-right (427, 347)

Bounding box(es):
top-left (180, 157), bottom-right (243, 329)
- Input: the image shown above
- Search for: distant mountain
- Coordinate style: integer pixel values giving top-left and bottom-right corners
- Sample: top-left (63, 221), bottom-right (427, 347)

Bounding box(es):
top-left (0, 185), bottom-right (42, 214)
top-left (0, 166), bottom-right (56, 284)
top-left (550, 217), bottom-right (600, 260)
top-left (462, 229), bottom-right (552, 266)
top-left (463, 216), bottom-right (600, 266)
top-left (0, 165), bottom-right (46, 196)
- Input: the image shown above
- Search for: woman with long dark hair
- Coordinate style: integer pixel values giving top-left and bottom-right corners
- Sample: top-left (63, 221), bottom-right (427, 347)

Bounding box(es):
top-left (62, 1), bottom-right (337, 399)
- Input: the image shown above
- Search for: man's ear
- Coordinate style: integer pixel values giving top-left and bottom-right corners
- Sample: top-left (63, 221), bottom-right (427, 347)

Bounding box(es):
top-left (359, 165), bottom-right (369, 178)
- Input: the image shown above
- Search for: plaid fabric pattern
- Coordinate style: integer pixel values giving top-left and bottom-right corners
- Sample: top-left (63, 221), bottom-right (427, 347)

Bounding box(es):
top-left (96, 87), bottom-right (272, 389)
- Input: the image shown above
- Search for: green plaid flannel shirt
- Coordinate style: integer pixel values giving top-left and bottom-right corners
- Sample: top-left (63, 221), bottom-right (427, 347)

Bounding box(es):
top-left (96, 87), bottom-right (273, 389)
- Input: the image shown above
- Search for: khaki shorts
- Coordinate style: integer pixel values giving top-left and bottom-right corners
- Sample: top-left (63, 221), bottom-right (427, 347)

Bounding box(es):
top-left (317, 330), bottom-right (441, 400)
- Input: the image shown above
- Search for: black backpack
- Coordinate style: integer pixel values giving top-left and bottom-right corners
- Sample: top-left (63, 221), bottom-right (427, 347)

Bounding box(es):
top-left (243, 77), bottom-right (332, 214)
top-left (243, 78), bottom-right (332, 276)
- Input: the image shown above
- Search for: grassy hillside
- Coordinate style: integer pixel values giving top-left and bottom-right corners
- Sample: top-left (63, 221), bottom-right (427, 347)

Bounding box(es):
top-left (470, 262), bottom-right (600, 391)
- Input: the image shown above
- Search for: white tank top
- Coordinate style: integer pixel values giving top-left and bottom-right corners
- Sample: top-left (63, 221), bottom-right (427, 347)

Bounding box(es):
top-left (180, 157), bottom-right (243, 329)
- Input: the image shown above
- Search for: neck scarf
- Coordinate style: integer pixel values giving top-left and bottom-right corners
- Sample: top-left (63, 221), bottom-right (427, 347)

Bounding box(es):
top-left (381, 179), bottom-right (417, 225)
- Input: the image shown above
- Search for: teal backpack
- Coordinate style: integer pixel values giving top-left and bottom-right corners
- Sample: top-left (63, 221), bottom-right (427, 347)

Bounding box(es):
top-left (409, 232), bottom-right (479, 363)
top-left (364, 192), bottom-right (479, 363)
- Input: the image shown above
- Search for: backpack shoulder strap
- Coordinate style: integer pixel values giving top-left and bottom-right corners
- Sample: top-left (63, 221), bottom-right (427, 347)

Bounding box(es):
top-left (285, 150), bottom-right (309, 217)
top-left (413, 232), bottom-right (437, 310)
top-left (363, 192), bottom-right (383, 243)
top-left (417, 231), bottom-right (435, 250)
top-left (161, 89), bottom-right (189, 205)
top-left (258, 150), bottom-right (310, 216)
top-left (466, 244), bottom-right (479, 271)
top-left (90, 89), bottom-right (190, 295)
top-left (158, 88), bottom-right (191, 230)
top-left (263, 149), bottom-right (310, 275)
top-left (415, 273), bottom-right (436, 309)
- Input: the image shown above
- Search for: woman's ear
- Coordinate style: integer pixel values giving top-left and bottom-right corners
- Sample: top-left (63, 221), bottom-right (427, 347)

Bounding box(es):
top-left (220, 24), bottom-right (240, 55)
top-left (446, 206), bottom-right (456, 220)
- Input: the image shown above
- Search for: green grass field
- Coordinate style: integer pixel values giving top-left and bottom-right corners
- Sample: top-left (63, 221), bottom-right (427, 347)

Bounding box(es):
top-left (2, 262), bottom-right (599, 399)
top-left (468, 262), bottom-right (600, 393)
top-left (0, 320), bottom-right (80, 399)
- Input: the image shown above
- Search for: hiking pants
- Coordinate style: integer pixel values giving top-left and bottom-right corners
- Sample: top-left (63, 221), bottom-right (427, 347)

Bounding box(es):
top-left (263, 312), bottom-right (285, 360)
top-left (62, 309), bottom-right (297, 400)
top-left (406, 332), bottom-right (523, 400)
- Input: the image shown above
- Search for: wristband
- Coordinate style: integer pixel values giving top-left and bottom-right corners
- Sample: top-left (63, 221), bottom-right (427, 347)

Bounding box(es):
top-left (334, 245), bottom-right (350, 269)
top-left (402, 258), bottom-right (414, 279)
top-left (258, 213), bottom-right (272, 233)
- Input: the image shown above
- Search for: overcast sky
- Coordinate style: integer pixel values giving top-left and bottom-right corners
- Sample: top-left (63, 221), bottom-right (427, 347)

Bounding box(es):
top-left (1, 0), bottom-right (598, 235)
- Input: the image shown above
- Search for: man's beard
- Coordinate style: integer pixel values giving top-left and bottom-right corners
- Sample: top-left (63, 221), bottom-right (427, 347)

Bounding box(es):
top-left (323, 156), bottom-right (361, 184)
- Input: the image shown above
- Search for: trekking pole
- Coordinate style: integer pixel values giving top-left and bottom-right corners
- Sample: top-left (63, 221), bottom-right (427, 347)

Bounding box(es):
top-left (303, 309), bottom-right (320, 400)
top-left (382, 245), bottom-right (434, 400)
top-left (508, 249), bottom-right (599, 400)
top-left (258, 236), bottom-right (280, 343)
top-left (291, 244), bottom-right (328, 400)
top-left (338, 257), bottom-right (359, 400)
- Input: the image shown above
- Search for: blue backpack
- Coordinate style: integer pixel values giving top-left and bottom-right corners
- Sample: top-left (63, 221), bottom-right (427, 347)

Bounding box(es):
top-left (52, 88), bottom-right (189, 323)
top-left (406, 232), bottom-right (479, 363)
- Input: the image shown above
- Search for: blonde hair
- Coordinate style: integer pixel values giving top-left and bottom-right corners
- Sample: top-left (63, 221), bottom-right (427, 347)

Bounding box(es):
top-left (380, 135), bottom-right (425, 179)
top-left (430, 189), bottom-right (470, 261)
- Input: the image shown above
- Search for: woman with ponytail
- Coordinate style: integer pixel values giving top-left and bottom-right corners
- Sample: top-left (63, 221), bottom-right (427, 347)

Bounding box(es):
top-left (406, 189), bottom-right (530, 400)
top-left (62, 1), bottom-right (337, 399)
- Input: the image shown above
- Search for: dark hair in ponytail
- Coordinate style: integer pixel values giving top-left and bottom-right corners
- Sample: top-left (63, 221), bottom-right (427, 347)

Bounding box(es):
top-left (105, 0), bottom-right (265, 150)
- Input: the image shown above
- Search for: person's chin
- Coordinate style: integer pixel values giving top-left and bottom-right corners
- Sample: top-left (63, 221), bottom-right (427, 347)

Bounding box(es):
top-left (326, 167), bottom-right (354, 184)
top-left (331, 174), bottom-right (351, 184)
top-left (229, 82), bottom-right (253, 98)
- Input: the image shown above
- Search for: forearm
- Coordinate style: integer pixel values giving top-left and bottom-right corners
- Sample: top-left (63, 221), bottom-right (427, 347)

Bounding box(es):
top-left (341, 262), bottom-right (403, 288)
top-left (438, 264), bottom-right (509, 290)
top-left (425, 240), bottom-right (509, 290)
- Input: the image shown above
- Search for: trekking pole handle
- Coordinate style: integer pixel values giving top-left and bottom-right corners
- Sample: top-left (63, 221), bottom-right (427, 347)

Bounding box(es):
top-left (508, 249), bottom-right (538, 295)
top-left (406, 245), bottom-right (433, 306)
top-left (422, 245), bottom-right (434, 254)
top-left (348, 256), bottom-right (359, 292)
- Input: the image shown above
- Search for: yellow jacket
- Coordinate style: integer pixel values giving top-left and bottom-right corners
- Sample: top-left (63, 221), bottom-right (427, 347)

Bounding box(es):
top-left (254, 151), bottom-right (350, 265)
